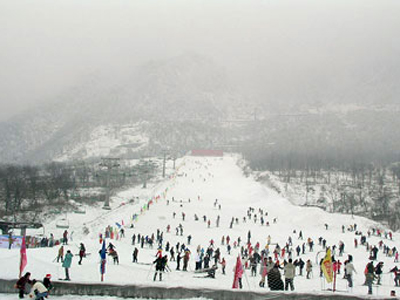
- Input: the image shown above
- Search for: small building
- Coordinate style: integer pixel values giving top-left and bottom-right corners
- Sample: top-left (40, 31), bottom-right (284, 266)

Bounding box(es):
top-left (191, 149), bottom-right (223, 157)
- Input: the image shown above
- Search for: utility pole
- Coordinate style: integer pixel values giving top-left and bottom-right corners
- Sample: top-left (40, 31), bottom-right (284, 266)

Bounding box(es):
top-left (100, 157), bottom-right (120, 210)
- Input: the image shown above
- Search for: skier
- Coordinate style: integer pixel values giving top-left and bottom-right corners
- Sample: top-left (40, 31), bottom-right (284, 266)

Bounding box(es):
top-left (284, 258), bottom-right (296, 291)
top-left (131, 234), bottom-right (136, 245)
top-left (179, 224), bottom-right (184, 236)
top-left (266, 257), bottom-right (275, 287)
top-left (220, 257), bottom-right (226, 275)
top-left (28, 279), bottom-right (48, 300)
top-left (339, 241), bottom-right (345, 256)
top-left (365, 261), bottom-right (376, 295)
top-left (170, 247), bottom-right (175, 261)
top-left (213, 248), bottom-right (221, 264)
top-left (57, 245), bottom-right (64, 263)
top-left (8, 231), bottom-right (14, 249)
top-left (49, 233), bottom-right (54, 247)
top-left (78, 243), bottom-right (86, 265)
top-left (62, 230), bottom-right (68, 245)
top-left (204, 254), bottom-right (211, 269)
top-left (345, 256), bottom-right (357, 288)
top-left (176, 251), bottom-right (182, 270)
top-left (306, 259), bottom-right (313, 279)
top-left (259, 257), bottom-right (267, 287)
top-left (109, 248), bottom-right (119, 264)
top-left (371, 246), bottom-right (379, 260)
top-left (195, 252), bottom-right (202, 270)
top-left (375, 262), bottom-right (383, 285)
top-left (269, 262), bottom-right (284, 290)
top-left (296, 245), bottom-right (301, 257)
top-left (15, 272), bottom-right (32, 298)
top-left (62, 250), bottom-right (73, 281)
top-left (42, 274), bottom-right (53, 293)
top-left (250, 255), bottom-right (257, 276)
top-left (133, 247), bottom-right (139, 263)
top-left (309, 239), bottom-right (314, 252)
top-left (390, 266), bottom-right (400, 286)
top-left (183, 248), bottom-right (191, 271)
top-left (108, 242), bottom-right (115, 251)
top-left (153, 255), bottom-right (167, 281)
top-left (297, 258), bottom-right (305, 276)
top-left (227, 244), bottom-right (232, 255)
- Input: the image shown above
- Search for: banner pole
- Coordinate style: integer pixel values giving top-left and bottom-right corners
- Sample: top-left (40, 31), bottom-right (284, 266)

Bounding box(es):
top-left (333, 268), bottom-right (337, 292)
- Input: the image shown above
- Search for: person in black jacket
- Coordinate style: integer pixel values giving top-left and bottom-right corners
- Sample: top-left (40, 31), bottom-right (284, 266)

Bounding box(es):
top-left (78, 243), bottom-right (86, 265)
top-left (15, 272), bottom-right (32, 298)
top-left (375, 262), bottom-right (383, 285)
top-left (176, 252), bottom-right (182, 270)
top-left (269, 263), bottom-right (284, 290)
top-left (153, 255), bottom-right (167, 281)
top-left (43, 274), bottom-right (53, 292)
top-left (132, 247), bottom-right (139, 263)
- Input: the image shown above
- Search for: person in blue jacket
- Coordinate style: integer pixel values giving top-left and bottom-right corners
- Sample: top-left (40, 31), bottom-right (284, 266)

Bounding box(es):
top-left (62, 250), bottom-right (73, 280)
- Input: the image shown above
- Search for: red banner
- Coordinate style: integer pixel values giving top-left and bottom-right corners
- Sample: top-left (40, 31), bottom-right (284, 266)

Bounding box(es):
top-left (19, 237), bottom-right (27, 278)
top-left (232, 256), bottom-right (243, 289)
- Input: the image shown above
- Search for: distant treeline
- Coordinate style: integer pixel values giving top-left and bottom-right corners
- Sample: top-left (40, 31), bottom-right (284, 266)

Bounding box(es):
top-left (237, 110), bottom-right (400, 229)
top-left (0, 160), bottom-right (158, 219)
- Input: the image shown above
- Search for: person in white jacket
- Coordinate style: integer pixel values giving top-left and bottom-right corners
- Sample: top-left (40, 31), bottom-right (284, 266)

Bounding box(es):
top-left (345, 259), bottom-right (357, 288)
top-left (28, 279), bottom-right (48, 300)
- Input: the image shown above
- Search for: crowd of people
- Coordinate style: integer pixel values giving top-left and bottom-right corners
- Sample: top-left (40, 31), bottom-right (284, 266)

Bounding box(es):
top-left (15, 272), bottom-right (53, 300)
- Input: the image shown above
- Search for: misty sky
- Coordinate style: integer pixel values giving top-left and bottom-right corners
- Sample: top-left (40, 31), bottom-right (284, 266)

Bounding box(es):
top-left (1, 0), bottom-right (399, 121)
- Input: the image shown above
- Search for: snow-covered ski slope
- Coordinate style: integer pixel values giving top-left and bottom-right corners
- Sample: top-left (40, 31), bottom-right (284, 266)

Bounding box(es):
top-left (0, 154), bottom-right (398, 298)
top-left (0, 295), bottom-right (209, 300)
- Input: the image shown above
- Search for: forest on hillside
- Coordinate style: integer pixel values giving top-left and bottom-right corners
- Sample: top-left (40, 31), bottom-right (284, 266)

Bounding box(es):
top-left (0, 160), bottom-right (158, 223)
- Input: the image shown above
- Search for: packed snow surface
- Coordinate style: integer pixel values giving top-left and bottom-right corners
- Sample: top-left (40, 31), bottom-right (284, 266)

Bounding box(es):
top-left (0, 295), bottom-right (209, 300)
top-left (1, 155), bottom-right (399, 298)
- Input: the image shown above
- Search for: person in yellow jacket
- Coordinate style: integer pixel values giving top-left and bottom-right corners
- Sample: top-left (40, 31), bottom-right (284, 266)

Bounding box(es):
top-left (28, 279), bottom-right (48, 300)
top-left (57, 245), bottom-right (64, 263)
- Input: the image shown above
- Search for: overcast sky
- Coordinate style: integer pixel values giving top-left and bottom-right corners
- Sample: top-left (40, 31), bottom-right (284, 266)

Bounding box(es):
top-left (0, 0), bottom-right (399, 121)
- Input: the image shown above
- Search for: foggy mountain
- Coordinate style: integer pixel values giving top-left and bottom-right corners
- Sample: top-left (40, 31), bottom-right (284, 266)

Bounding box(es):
top-left (1, 52), bottom-right (400, 165)
top-left (0, 54), bottom-right (246, 164)
top-left (1, 50), bottom-right (400, 165)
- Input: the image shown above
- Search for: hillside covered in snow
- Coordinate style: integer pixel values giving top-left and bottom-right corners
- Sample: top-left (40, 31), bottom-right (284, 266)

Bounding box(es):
top-left (0, 155), bottom-right (398, 298)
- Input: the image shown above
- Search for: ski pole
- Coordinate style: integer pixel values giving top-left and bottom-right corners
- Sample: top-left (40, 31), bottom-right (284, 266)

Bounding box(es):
top-left (146, 264), bottom-right (154, 280)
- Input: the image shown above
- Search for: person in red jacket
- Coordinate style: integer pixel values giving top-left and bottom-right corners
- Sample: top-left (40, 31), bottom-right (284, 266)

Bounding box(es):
top-left (220, 257), bottom-right (226, 274)
top-left (78, 243), bottom-right (86, 265)
top-left (390, 266), bottom-right (400, 286)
